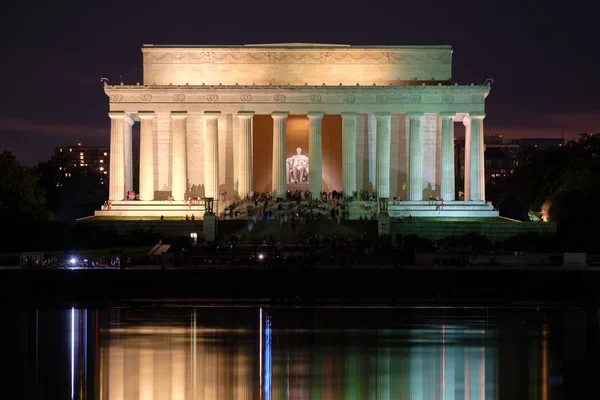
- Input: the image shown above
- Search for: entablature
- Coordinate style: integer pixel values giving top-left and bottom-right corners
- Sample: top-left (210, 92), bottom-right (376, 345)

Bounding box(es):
top-left (104, 83), bottom-right (490, 108)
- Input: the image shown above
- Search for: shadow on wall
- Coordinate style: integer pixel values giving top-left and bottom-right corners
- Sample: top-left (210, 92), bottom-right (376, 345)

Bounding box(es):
top-left (422, 183), bottom-right (442, 200)
top-left (188, 184), bottom-right (205, 198)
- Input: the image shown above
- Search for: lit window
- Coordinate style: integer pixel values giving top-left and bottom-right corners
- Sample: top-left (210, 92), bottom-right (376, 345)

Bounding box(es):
top-left (59, 148), bottom-right (63, 152)
top-left (103, 171), bottom-right (107, 174)
top-left (80, 155), bottom-right (84, 159)
top-left (100, 159), bottom-right (103, 163)
top-left (69, 149), bottom-right (72, 152)
top-left (104, 152), bottom-right (108, 156)
top-left (79, 152), bottom-right (83, 156)
top-left (99, 167), bottom-right (104, 171)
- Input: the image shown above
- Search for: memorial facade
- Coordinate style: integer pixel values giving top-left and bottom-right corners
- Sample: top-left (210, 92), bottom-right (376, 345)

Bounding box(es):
top-left (97, 44), bottom-right (498, 218)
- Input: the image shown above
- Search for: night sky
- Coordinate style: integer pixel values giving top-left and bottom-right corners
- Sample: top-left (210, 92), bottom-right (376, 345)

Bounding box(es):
top-left (1, 0), bottom-right (598, 165)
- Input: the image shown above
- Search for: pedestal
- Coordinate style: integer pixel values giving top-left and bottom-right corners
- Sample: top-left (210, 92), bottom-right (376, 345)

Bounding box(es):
top-left (203, 213), bottom-right (217, 243)
top-left (378, 213), bottom-right (390, 237)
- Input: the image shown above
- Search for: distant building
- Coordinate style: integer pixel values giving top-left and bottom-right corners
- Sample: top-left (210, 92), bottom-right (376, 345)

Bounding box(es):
top-left (518, 138), bottom-right (565, 165)
top-left (55, 143), bottom-right (139, 187)
top-left (455, 136), bottom-right (565, 183)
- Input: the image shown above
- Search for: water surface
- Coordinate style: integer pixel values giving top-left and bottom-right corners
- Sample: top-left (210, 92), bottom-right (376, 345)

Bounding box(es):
top-left (14, 307), bottom-right (600, 399)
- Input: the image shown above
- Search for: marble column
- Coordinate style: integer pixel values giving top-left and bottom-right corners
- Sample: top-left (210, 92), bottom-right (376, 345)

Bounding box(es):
top-left (271, 112), bottom-right (288, 198)
top-left (407, 112), bottom-right (424, 201)
top-left (463, 116), bottom-right (472, 201)
top-left (237, 111), bottom-right (254, 198)
top-left (204, 111), bottom-right (220, 199)
top-left (375, 112), bottom-right (391, 199)
top-left (469, 112), bottom-right (486, 201)
top-left (124, 116), bottom-right (133, 194)
top-left (108, 111), bottom-right (127, 201)
top-left (308, 112), bottom-right (323, 198)
top-left (440, 112), bottom-right (456, 201)
top-left (342, 112), bottom-right (357, 197)
top-left (138, 111), bottom-right (155, 201)
top-left (171, 111), bottom-right (187, 201)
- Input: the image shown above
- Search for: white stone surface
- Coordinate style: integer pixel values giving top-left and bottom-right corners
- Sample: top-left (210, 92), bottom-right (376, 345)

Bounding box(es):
top-left (408, 113), bottom-right (423, 201)
top-left (440, 112), bottom-right (455, 201)
top-left (271, 112), bottom-right (288, 197)
top-left (124, 117), bottom-right (133, 193)
top-left (138, 111), bottom-right (155, 200)
top-left (204, 111), bottom-right (220, 198)
top-left (186, 113), bottom-right (204, 196)
top-left (156, 112), bottom-right (172, 193)
top-left (341, 112), bottom-right (357, 196)
top-left (470, 113), bottom-right (485, 201)
top-left (420, 113), bottom-right (440, 198)
top-left (237, 111), bottom-right (254, 197)
top-left (142, 44), bottom-right (452, 86)
top-left (218, 113), bottom-right (235, 196)
top-left (308, 112), bottom-right (323, 197)
top-left (108, 112), bottom-right (128, 201)
top-left (463, 115), bottom-right (471, 201)
top-left (375, 113), bottom-right (391, 198)
top-left (171, 112), bottom-right (187, 201)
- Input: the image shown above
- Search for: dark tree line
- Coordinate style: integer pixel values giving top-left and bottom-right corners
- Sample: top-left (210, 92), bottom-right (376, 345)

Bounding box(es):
top-left (0, 150), bottom-right (107, 222)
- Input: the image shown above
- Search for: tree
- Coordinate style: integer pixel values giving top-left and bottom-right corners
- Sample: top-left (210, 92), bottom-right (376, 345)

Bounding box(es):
top-left (0, 151), bottom-right (48, 222)
top-left (34, 151), bottom-right (107, 220)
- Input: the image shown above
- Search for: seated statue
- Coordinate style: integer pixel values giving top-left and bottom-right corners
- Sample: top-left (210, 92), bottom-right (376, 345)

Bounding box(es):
top-left (286, 147), bottom-right (309, 183)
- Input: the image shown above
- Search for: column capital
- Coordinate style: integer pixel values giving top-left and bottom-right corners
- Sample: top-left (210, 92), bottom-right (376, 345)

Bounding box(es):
top-left (237, 111), bottom-right (255, 119)
top-left (138, 111), bottom-right (155, 120)
top-left (204, 111), bottom-right (221, 120)
top-left (341, 112), bottom-right (357, 119)
top-left (124, 114), bottom-right (135, 126)
top-left (439, 112), bottom-right (456, 120)
top-left (271, 111), bottom-right (289, 120)
top-left (108, 111), bottom-right (126, 120)
top-left (469, 112), bottom-right (486, 120)
top-left (407, 112), bottom-right (424, 120)
top-left (307, 112), bottom-right (324, 120)
top-left (374, 112), bottom-right (391, 118)
top-left (171, 111), bottom-right (187, 120)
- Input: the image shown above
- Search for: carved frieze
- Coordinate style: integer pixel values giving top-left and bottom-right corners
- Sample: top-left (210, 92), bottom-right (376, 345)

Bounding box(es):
top-left (105, 84), bottom-right (489, 107)
top-left (410, 94), bottom-right (422, 104)
top-left (343, 94), bottom-right (355, 103)
top-left (471, 94), bottom-right (484, 103)
top-left (142, 50), bottom-right (452, 65)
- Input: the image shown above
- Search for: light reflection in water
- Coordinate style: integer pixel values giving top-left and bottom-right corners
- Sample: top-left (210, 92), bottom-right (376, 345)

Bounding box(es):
top-left (264, 312), bottom-right (272, 400)
top-left (32, 308), bottom-right (573, 399)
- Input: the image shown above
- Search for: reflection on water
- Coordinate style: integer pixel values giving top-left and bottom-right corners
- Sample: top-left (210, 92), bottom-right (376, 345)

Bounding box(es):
top-left (17, 307), bottom-right (600, 399)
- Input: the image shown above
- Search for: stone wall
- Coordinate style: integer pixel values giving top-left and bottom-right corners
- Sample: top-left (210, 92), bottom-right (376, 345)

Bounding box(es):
top-left (142, 45), bottom-right (453, 86)
top-left (390, 219), bottom-right (558, 242)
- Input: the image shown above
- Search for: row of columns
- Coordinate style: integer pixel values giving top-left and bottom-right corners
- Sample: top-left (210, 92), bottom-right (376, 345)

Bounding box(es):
top-left (108, 111), bottom-right (485, 203)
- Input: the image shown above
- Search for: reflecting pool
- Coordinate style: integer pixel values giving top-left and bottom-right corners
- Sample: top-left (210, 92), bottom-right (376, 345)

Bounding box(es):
top-left (14, 307), bottom-right (600, 399)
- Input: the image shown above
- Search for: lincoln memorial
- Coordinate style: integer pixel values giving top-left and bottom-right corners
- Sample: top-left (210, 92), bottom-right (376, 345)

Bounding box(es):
top-left (96, 43), bottom-right (498, 218)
